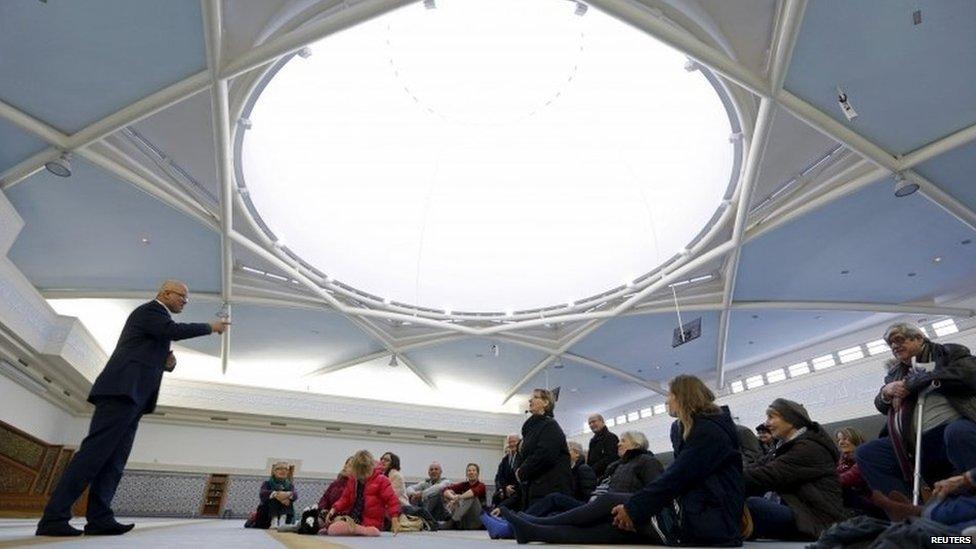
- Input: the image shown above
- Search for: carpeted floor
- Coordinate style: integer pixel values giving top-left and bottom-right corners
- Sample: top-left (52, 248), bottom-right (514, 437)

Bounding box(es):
top-left (0, 518), bottom-right (810, 548)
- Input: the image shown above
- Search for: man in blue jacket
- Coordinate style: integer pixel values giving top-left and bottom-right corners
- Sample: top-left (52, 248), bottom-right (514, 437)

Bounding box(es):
top-left (36, 280), bottom-right (229, 537)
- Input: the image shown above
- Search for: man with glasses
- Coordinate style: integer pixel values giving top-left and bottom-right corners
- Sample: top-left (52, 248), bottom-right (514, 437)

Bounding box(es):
top-left (854, 322), bottom-right (976, 501)
top-left (37, 280), bottom-right (229, 537)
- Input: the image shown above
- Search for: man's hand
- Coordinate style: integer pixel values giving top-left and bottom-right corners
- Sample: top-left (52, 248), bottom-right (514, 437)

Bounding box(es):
top-left (409, 493), bottom-right (421, 504)
top-left (504, 485), bottom-right (516, 497)
top-left (611, 504), bottom-right (636, 532)
top-left (209, 320), bottom-right (231, 334)
top-left (882, 380), bottom-right (909, 400)
top-left (933, 474), bottom-right (971, 499)
top-left (164, 351), bottom-right (177, 372)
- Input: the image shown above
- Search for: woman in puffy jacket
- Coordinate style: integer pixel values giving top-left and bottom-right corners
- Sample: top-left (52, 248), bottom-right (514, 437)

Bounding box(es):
top-left (323, 450), bottom-right (400, 536)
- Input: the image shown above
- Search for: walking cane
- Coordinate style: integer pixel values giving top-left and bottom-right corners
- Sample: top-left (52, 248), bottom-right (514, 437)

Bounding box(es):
top-left (912, 385), bottom-right (936, 506)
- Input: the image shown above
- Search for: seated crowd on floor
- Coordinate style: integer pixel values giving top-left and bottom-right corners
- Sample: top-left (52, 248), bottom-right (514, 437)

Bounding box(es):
top-left (246, 321), bottom-right (976, 544)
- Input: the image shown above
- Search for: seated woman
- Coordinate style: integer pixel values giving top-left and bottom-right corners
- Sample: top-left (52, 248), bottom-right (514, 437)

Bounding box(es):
top-left (323, 450), bottom-right (400, 536)
top-left (501, 375), bottom-right (744, 546)
top-left (482, 430), bottom-right (663, 539)
top-left (744, 399), bottom-right (847, 541)
top-left (836, 427), bottom-right (884, 518)
top-left (569, 441), bottom-right (597, 502)
top-left (441, 463), bottom-right (487, 530)
top-left (380, 451), bottom-right (437, 529)
top-left (318, 457), bottom-right (351, 517)
top-left (246, 461), bottom-right (298, 528)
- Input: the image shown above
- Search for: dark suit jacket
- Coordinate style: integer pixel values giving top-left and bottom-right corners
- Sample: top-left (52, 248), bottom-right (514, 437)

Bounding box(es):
top-left (492, 452), bottom-right (518, 504)
top-left (88, 301), bottom-right (212, 413)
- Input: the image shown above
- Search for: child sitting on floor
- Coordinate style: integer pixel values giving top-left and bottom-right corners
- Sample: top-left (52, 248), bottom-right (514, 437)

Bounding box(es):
top-left (322, 450), bottom-right (401, 536)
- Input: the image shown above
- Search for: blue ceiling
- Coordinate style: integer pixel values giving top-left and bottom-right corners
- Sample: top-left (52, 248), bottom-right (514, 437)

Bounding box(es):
top-left (526, 360), bottom-right (652, 430)
top-left (405, 337), bottom-right (549, 393)
top-left (914, 140), bottom-right (976, 215)
top-left (735, 177), bottom-right (976, 303)
top-left (0, 0), bottom-right (206, 133)
top-left (785, 0), bottom-right (976, 154)
top-left (726, 309), bottom-right (895, 366)
top-left (175, 302), bottom-right (383, 367)
top-left (0, 117), bottom-right (48, 173)
top-left (569, 311), bottom-right (721, 378)
top-left (5, 157), bottom-right (220, 292)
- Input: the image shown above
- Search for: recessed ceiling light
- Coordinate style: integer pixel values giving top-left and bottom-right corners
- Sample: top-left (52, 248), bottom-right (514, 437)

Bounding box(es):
top-left (674, 361), bottom-right (680, 366)
top-left (570, 387), bottom-right (578, 392)
top-left (140, 237), bottom-right (151, 245)
top-left (751, 314), bottom-right (759, 319)
top-left (748, 340), bottom-right (754, 345)
top-left (636, 368), bottom-right (642, 373)
top-left (601, 375), bottom-right (607, 379)
top-left (962, 239), bottom-right (972, 245)
top-left (933, 256), bottom-right (942, 263)
top-left (907, 272), bottom-right (917, 277)
top-left (840, 269), bottom-right (850, 275)
top-left (44, 152), bottom-right (72, 177)
top-left (815, 315), bottom-right (823, 320)
top-left (894, 173), bottom-right (919, 197)
top-left (655, 365), bottom-right (661, 370)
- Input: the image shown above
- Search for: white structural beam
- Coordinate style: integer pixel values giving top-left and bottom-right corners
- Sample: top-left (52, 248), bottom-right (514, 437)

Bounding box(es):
top-left (503, 356), bottom-right (557, 403)
top-left (0, 148), bottom-right (60, 189)
top-left (0, 100), bottom-right (69, 149)
top-left (731, 300), bottom-right (975, 317)
top-left (909, 170), bottom-right (976, 233)
top-left (203, 0), bottom-right (234, 375)
top-left (79, 146), bottom-right (219, 231)
top-left (898, 121), bottom-right (976, 171)
top-left (563, 352), bottom-right (669, 396)
top-left (715, 98), bottom-right (776, 389)
top-left (220, 0), bottom-right (417, 80)
top-left (715, 0), bottom-right (806, 389)
top-left (585, 0), bottom-right (768, 96)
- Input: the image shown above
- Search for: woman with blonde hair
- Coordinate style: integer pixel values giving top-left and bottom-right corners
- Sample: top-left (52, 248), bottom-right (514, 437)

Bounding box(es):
top-left (514, 388), bottom-right (574, 507)
top-left (502, 375), bottom-right (745, 546)
top-left (323, 450), bottom-right (400, 536)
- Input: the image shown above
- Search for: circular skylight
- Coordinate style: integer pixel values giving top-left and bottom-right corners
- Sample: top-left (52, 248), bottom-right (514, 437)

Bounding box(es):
top-left (240, 0), bottom-right (735, 313)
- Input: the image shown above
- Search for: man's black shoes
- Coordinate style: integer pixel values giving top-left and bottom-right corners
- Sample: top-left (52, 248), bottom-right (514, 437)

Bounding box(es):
top-left (35, 522), bottom-right (83, 537)
top-left (83, 521), bottom-right (135, 535)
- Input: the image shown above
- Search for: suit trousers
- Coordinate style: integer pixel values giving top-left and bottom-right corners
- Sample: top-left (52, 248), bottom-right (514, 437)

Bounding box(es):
top-left (40, 397), bottom-right (143, 526)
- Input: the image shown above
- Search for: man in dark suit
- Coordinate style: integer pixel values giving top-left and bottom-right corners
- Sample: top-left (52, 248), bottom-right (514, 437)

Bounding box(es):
top-left (492, 433), bottom-right (520, 505)
top-left (586, 414), bottom-right (619, 479)
top-left (36, 280), bottom-right (229, 537)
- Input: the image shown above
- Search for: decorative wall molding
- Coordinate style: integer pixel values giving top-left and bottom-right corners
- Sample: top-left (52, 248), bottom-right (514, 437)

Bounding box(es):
top-left (158, 378), bottom-right (523, 436)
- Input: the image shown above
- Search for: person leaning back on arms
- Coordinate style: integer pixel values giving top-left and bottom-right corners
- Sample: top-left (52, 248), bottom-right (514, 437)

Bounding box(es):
top-left (36, 280), bottom-right (229, 537)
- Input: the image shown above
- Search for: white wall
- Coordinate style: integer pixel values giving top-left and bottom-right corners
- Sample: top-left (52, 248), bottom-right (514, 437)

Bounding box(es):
top-left (127, 419), bottom-right (503, 481)
top-left (0, 373), bottom-right (78, 444)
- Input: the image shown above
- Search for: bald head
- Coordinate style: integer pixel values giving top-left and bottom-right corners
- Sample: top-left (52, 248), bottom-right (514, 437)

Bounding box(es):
top-left (588, 414), bottom-right (606, 433)
top-left (156, 280), bottom-right (189, 313)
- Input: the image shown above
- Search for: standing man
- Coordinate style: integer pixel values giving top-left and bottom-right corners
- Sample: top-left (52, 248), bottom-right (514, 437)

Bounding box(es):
top-left (586, 414), bottom-right (619, 479)
top-left (36, 280), bottom-right (229, 537)
top-left (492, 433), bottom-right (520, 505)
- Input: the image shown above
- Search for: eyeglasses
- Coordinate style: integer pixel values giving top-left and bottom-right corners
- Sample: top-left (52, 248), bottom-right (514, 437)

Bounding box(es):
top-left (166, 290), bottom-right (189, 302)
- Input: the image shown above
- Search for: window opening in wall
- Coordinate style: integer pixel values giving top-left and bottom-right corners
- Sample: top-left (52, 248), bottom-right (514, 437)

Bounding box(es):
top-left (788, 361), bottom-right (811, 377)
top-left (765, 369), bottom-right (787, 383)
top-left (932, 318), bottom-right (959, 337)
top-left (745, 375), bottom-right (764, 389)
top-left (838, 345), bottom-right (865, 364)
top-left (730, 380), bottom-right (745, 393)
top-left (653, 403), bottom-right (667, 415)
top-left (812, 354), bottom-right (836, 370)
top-left (866, 339), bottom-right (889, 356)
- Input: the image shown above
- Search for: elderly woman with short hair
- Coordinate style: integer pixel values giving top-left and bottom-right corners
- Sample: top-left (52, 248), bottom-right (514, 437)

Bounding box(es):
top-left (568, 441), bottom-right (597, 502)
top-left (855, 322), bottom-right (976, 499)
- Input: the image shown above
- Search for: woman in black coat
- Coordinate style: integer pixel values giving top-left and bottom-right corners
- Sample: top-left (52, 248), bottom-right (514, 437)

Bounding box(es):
top-left (744, 399), bottom-right (846, 541)
top-left (502, 375), bottom-right (745, 546)
top-left (516, 388), bottom-right (574, 507)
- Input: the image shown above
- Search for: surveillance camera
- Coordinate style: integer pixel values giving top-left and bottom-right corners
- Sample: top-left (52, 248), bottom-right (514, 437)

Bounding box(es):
top-left (836, 86), bottom-right (858, 121)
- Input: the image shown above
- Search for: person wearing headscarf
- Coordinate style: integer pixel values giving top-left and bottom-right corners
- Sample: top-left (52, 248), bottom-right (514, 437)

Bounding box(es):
top-left (744, 399), bottom-right (846, 541)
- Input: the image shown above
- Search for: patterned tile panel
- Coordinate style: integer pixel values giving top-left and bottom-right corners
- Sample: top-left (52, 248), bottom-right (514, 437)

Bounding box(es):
top-left (112, 470), bottom-right (208, 518)
top-left (0, 428), bottom-right (44, 468)
top-left (31, 447), bottom-right (59, 495)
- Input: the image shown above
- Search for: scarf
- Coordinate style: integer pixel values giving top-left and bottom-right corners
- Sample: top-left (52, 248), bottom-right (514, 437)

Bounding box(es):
top-left (268, 474), bottom-right (293, 492)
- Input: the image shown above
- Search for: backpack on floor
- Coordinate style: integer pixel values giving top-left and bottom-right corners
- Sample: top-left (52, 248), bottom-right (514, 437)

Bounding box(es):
top-left (806, 515), bottom-right (891, 549)
top-left (397, 514), bottom-right (426, 532)
top-left (870, 517), bottom-right (969, 549)
top-left (297, 507), bottom-right (322, 535)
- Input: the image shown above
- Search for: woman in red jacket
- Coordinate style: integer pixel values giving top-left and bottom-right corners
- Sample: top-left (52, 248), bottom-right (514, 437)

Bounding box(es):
top-left (323, 450), bottom-right (401, 536)
top-left (836, 428), bottom-right (884, 518)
